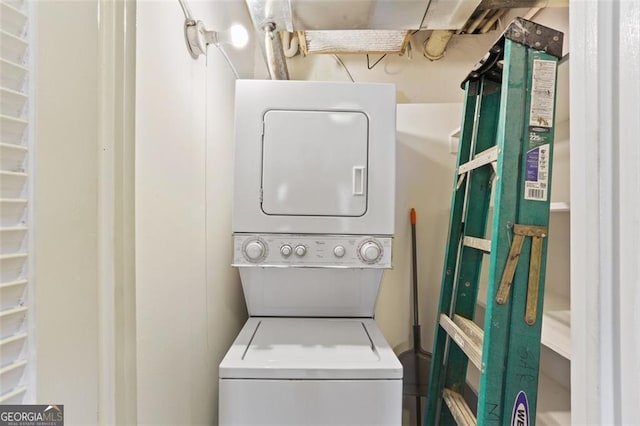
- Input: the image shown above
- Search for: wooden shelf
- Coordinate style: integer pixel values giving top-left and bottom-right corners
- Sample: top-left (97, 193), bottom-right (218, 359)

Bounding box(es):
top-left (465, 365), bottom-right (570, 425)
top-left (477, 287), bottom-right (570, 359)
top-left (489, 201), bottom-right (569, 213)
top-left (536, 370), bottom-right (571, 425)
top-left (549, 202), bottom-right (570, 212)
top-left (540, 292), bottom-right (571, 360)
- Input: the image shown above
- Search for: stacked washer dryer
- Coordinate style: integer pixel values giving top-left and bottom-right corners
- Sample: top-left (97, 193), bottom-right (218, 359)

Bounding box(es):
top-left (219, 80), bottom-right (402, 425)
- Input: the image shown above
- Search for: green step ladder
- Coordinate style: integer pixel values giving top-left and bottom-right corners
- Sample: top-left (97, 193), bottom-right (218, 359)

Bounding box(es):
top-left (424, 18), bottom-right (564, 426)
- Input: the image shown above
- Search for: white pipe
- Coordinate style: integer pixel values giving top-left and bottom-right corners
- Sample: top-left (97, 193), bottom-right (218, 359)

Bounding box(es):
top-left (423, 30), bottom-right (454, 61)
top-left (466, 9), bottom-right (492, 34)
top-left (282, 32), bottom-right (299, 58)
top-left (479, 9), bottom-right (507, 34)
top-left (264, 23), bottom-right (289, 80)
top-left (177, 0), bottom-right (195, 23)
top-left (524, 7), bottom-right (542, 21)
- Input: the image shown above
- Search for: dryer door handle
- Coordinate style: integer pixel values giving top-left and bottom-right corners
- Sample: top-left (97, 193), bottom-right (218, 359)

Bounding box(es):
top-left (353, 166), bottom-right (366, 195)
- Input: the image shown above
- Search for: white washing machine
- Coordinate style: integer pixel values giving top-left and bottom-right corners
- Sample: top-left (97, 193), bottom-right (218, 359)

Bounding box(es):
top-left (219, 80), bottom-right (401, 425)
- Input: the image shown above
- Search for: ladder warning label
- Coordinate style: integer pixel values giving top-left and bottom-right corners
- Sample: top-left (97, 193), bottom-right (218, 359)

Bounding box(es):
top-left (525, 144), bottom-right (549, 201)
top-left (529, 59), bottom-right (557, 128)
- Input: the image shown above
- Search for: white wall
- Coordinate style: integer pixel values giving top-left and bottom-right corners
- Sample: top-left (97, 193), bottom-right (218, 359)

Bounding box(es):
top-left (384, 104), bottom-right (460, 353)
top-left (135, 1), bottom-right (253, 424)
top-left (34, 1), bottom-right (100, 424)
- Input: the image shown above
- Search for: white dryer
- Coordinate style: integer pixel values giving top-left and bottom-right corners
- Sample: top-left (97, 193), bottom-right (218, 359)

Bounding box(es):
top-left (219, 80), bottom-right (401, 425)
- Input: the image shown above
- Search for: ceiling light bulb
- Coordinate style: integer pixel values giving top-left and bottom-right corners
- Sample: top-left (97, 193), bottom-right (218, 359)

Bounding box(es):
top-left (215, 24), bottom-right (249, 49)
top-left (228, 24), bottom-right (249, 49)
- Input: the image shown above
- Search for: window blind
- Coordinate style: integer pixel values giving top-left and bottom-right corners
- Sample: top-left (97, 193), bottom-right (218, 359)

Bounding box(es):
top-left (0, 0), bottom-right (32, 404)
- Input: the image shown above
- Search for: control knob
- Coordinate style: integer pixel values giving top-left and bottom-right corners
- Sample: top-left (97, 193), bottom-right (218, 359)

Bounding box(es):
top-left (358, 240), bottom-right (382, 264)
top-left (333, 245), bottom-right (346, 258)
top-left (280, 244), bottom-right (292, 257)
top-left (294, 245), bottom-right (307, 257)
top-left (243, 239), bottom-right (266, 262)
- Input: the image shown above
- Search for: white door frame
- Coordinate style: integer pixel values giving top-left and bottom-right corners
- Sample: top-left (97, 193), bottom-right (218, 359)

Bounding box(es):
top-left (570, 1), bottom-right (640, 424)
top-left (97, 0), bottom-right (137, 424)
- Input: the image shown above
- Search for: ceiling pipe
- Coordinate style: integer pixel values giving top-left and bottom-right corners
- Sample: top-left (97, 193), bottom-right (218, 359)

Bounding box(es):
top-left (523, 7), bottom-right (543, 20)
top-left (465, 9), bottom-right (492, 34)
top-left (264, 22), bottom-right (290, 80)
top-left (282, 31), bottom-right (300, 58)
top-left (423, 30), bottom-right (454, 61)
top-left (479, 8), bottom-right (507, 34)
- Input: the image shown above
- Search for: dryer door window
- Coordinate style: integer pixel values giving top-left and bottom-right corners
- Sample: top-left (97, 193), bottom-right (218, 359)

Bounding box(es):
top-left (261, 110), bottom-right (368, 217)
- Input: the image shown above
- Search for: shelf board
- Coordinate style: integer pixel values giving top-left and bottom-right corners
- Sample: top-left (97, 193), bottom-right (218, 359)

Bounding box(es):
top-left (466, 365), bottom-right (570, 425)
top-left (489, 201), bottom-right (570, 213)
top-left (477, 288), bottom-right (570, 359)
top-left (540, 292), bottom-right (571, 360)
top-left (549, 202), bottom-right (570, 212)
top-left (536, 370), bottom-right (571, 425)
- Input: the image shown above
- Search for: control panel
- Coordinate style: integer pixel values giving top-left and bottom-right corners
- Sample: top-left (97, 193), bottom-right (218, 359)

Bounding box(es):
top-left (232, 234), bottom-right (392, 268)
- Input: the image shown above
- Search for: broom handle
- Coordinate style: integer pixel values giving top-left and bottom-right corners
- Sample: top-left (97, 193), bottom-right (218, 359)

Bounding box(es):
top-left (410, 208), bottom-right (419, 328)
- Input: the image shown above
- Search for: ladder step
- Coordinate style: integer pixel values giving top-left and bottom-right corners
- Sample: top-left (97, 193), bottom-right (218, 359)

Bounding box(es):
top-left (462, 236), bottom-right (492, 253)
top-left (439, 314), bottom-right (483, 370)
top-left (443, 388), bottom-right (477, 426)
top-left (458, 146), bottom-right (498, 175)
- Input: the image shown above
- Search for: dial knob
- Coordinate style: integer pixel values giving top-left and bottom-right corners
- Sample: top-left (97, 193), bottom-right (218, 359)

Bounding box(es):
top-left (294, 245), bottom-right (307, 257)
top-left (359, 241), bottom-right (382, 263)
top-left (333, 245), bottom-right (346, 258)
top-left (280, 244), bottom-right (292, 257)
top-left (244, 240), bottom-right (266, 262)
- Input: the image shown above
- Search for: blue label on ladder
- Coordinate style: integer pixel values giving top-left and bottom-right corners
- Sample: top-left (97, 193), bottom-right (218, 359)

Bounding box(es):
top-left (510, 391), bottom-right (530, 426)
top-left (526, 148), bottom-right (540, 181)
top-left (525, 145), bottom-right (550, 201)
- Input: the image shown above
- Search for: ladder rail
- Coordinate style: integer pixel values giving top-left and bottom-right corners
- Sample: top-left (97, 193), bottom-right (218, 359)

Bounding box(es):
top-left (476, 39), bottom-right (531, 425)
top-left (444, 80), bottom-right (501, 401)
top-left (425, 84), bottom-right (479, 425)
top-left (499, 47), bottom-right (560, 423)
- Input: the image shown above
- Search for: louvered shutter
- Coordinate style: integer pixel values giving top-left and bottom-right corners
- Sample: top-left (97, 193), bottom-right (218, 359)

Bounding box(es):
top-left (0, 0), bottom-right (32, 404)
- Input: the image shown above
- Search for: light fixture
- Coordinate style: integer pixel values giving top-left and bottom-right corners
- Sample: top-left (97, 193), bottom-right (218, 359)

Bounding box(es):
top-left (185, 21), bottom-right (249, 58)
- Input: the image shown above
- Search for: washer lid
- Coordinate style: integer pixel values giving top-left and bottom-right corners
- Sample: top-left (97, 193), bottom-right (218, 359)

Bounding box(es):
top-left (219, 318), bottom-right (402, 379)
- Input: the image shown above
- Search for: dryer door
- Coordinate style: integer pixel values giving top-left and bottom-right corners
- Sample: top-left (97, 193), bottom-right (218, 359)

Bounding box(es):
top-left (261, 110), bottom-right (368, 217)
